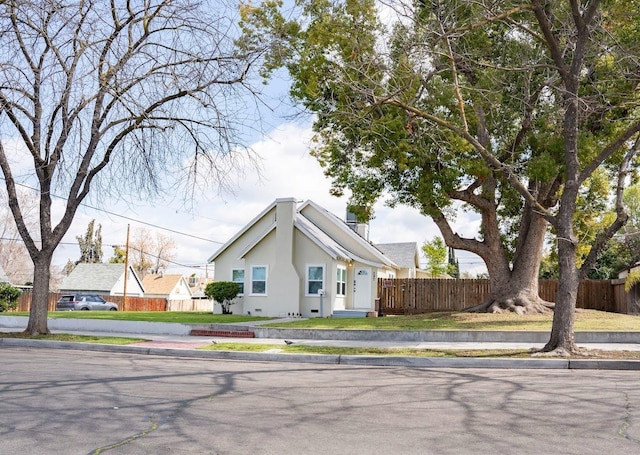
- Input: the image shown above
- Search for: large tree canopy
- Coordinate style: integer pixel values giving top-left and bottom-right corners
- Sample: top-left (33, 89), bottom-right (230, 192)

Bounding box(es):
top-left (241, 0), bottom-right (640, 354)
top-left (0, 0), bottom-right (270, 334)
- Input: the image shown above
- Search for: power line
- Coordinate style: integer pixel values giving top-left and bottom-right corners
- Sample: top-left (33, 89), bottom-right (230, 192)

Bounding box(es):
top-left (1, 179), bottom-right (224, 244)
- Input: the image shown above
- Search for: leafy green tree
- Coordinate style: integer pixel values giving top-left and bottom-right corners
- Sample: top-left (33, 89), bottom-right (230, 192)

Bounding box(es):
top-left (241, 0), bottom-right (640, 354)
top-left (108, 246), bottom-right (127, 264)
top-left (0, 282), bottom-right (21, 312)
top-left (422, 237), bottom-right (453, 278)
top-left (544, 180), bottom-right (640, 280)
top-left (204, 281), bottom-right (240, 314)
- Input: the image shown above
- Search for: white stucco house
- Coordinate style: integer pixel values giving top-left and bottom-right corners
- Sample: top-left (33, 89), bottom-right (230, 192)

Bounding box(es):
top-left (208, 197), bottom-right (400, 317)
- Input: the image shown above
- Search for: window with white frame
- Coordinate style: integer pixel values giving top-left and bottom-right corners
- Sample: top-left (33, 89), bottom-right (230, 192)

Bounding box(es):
top-left (251, 265), bottom-right (267, 295)
top-left (307, 265), bottom-right (324, 295)
top-left (232, 269), bottom-right (245, 294)
top-left (336, 266), bottom-right (347, 296)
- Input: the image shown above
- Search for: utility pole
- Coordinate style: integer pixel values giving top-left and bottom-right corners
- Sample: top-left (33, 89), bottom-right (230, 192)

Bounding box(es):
top-left (123, 224), bottom-right (130, 310)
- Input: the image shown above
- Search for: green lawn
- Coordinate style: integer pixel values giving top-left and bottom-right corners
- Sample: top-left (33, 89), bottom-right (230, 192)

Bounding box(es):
top-left (2, 309), bottom-right (639, 331)
top-left (0, 332), bottom-right (145, 344)
top-left (262, 310), bottom-right (640, 332)
top-left (2, 311), bottom-right (272, 324)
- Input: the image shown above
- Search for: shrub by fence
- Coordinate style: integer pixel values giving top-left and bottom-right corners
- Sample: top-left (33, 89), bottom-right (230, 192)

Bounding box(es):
top-left (377, 278), bottom-right (628, 314)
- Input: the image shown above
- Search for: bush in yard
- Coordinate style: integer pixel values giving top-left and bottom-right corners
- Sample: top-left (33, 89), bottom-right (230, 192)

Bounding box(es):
top-left (204, 281), bottom-right (240, 314)
top-left (0, 283), bottom-right (21, 312)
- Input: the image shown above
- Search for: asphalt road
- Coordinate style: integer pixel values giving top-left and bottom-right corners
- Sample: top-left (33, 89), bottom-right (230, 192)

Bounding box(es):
top-left (2, 347), bottom-right (640, 454)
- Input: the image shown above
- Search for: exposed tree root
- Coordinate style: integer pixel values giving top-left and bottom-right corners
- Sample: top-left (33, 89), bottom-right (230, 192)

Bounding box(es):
top-left (22, 328), bottom-right (50, 336)
top-left (537, 335), bottom-right (582, 356)
top-left (463, 295), bottom-right (554, 315)
top-left (533, 348), bottom-right (574, 358)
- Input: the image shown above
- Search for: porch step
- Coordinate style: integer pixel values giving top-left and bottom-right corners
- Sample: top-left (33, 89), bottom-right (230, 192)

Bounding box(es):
top-left (190, 329), bottom-right (255, 338)
top-left (330, 310), bottom-right (371, 318)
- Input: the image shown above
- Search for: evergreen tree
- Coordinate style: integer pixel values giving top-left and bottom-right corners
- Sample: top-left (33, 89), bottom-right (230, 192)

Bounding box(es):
top-left (448, 247), bottom-right (460, 279)
top-left (62, 259), bottom-right (75, 276)
top-left (76, 220), bottom-right (103, 264)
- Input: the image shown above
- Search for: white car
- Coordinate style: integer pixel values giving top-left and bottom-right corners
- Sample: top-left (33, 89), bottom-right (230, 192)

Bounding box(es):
top-left (56, 294), bottom-right (118, 311)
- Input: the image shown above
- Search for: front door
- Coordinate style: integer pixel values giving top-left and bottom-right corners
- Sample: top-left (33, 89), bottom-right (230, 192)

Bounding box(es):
top-left (353, 267), bottom-right (372, 309)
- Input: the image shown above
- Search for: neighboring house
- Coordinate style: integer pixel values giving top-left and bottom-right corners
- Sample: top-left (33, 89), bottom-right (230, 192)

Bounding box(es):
top-left (375, 242), bottom-right (431, 279)
top-left (187, 275), bottom-right (214, 300)
top-left (59, 263), bottom-right (145, 296)
top-left (142, 273), bottom-right (193, 301)
top-left (0, 265), bottom-right (10, 284)
top-left (208, 197), bottom-right (399, 317)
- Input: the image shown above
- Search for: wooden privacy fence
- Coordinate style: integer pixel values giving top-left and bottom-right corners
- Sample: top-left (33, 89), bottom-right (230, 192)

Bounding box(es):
top-left (377, 278), bottom-right (629, 315)
top-left (15, 292), bottom-right (167, 312)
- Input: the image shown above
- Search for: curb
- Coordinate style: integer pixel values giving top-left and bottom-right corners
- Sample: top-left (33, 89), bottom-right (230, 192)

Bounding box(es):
top-left (3, 338), bottom-right (640, 370)
top-left (189, 325), bottom-right (640, 344)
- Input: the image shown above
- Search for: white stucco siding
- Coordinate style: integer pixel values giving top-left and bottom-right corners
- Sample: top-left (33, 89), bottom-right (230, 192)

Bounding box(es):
top-left (111, 271), bottom-right (144, 297)
top-left (240, 230), bottom-right (278, 316)
top-left (168, 280), bottom-right (192, 300)
top-left (295, 230), bottom-right (334, 317)
top-left (210, 208), bottom-right (280, 315)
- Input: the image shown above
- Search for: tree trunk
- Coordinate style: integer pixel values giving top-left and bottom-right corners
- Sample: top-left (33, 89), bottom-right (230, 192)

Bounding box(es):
top-left (24, 254), bottom-right (52, 335)
top-left (542, 207), bottom-right (580, 354)
top-left (464, 208), bottom-right (551, 314)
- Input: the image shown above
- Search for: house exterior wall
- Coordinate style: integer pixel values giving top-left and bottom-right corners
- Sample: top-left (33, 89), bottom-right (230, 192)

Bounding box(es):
top-left (395, 267), bottom-right (430, 279)
top-left (168, 278), bottom-right (192, 300)
top-left (295, 231), bottom-right (333, 317)
top-left (211, 205), bottom-right (281, 315)
top-left (111, 269), bottom-right (144, 296)
top-left (269, 198), bottom-right (301, 316)
top-left (145, 279), bottom-right (192, 301)
top-left (347, 264), bottom-right (394, 310)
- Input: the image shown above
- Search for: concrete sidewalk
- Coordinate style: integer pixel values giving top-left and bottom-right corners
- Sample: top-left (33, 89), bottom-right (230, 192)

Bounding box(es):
top-left (2, 316), bottom-right (640, 369)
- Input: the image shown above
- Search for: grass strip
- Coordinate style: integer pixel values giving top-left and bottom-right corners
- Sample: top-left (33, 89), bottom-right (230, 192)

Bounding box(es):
top-left (1, 311), bottom-right (272, 324)
top-left (2, 309), bottom-right (639, 331)
top-left (0, 332), bottom-right (145, 345)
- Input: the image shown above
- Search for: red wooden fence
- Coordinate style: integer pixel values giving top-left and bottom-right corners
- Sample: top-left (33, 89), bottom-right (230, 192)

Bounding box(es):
top-left (14, 292), bottom-right (167, 312)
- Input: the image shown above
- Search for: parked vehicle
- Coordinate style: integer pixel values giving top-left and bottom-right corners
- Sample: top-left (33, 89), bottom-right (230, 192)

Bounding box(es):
top-left (56, 294), bottom-right (118, 311)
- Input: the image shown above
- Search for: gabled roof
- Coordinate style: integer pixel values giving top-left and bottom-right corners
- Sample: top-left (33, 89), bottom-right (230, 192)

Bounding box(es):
top-left (142, 274), bottom-right (192, 297)
top-left (208, 200), bottom-right (279, 263)
top-left (209, 197), bottom-right (399, 270)
top-left (60, 263), bottom-right (143, 293)
top-left (375, 242), bottom-right (420, 269)
top-left (299, 200), bottom-right (397, 268)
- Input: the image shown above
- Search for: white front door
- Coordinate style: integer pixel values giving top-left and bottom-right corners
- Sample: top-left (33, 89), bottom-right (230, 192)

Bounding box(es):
top-left (353, 267), bottom-right (372, 309)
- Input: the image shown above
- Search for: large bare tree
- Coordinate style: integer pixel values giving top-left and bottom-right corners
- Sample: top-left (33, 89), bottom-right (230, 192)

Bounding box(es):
top-left (129, 227), bottom-right (177, 277)
top-left (0, 0), bottom-right (268, 334)
top-left (0, 189), bottom-right (35, 285)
